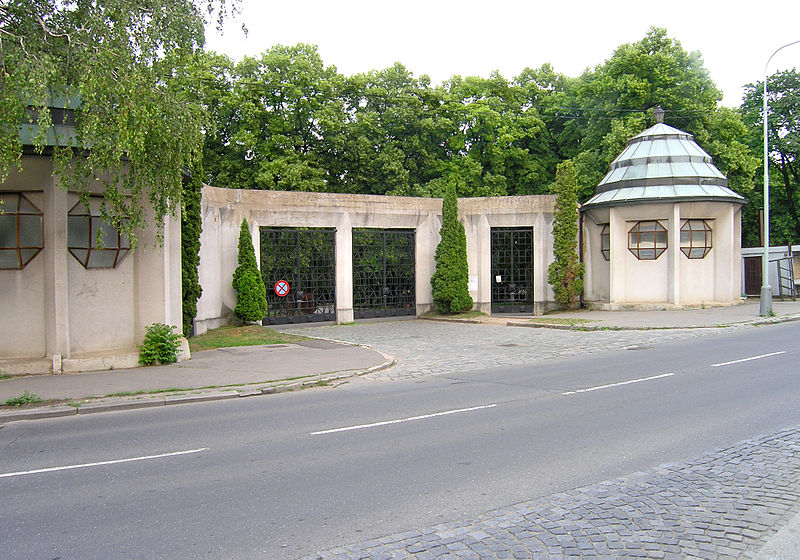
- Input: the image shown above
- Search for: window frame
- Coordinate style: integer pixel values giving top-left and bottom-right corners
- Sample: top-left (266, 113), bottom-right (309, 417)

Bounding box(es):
top-left (67, 198), bottom-right (130, 269)
top-left (628, 220), bottom-right (668, 261)
top-left (600, 224), bottom-right (610, 261)
top-left (0, 193), bottom-right (44, 270)
top-left (680, 219), bottom-right (713, 259)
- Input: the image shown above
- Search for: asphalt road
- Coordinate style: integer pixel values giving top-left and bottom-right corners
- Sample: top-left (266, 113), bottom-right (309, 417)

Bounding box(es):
top-left (2, 322), bottom-right (799, 559)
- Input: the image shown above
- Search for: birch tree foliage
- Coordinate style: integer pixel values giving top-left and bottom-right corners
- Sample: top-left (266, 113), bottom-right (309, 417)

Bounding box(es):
top-left (0, 0), bottom-right (238, 245)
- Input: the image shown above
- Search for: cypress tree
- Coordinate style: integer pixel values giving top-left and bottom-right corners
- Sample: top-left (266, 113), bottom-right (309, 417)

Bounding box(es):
top-left (547, 161), bottom-right (584, 308)
top-left (431, 184), bottom-right (474, 313)
top-left (232, 218), bottom-right (268, 322)
top-left (181, 168), bottom-right (203, 336)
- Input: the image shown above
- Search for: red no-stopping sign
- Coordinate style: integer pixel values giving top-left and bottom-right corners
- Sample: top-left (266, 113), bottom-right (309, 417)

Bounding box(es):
top-left (274, 279), bottom-right (290, 297)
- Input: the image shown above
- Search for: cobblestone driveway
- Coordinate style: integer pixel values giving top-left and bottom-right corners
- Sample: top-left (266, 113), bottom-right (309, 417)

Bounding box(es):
top-left (302, 426), bottom-right (800, 559)
top-left (286, 319), bottom-right (726, 381)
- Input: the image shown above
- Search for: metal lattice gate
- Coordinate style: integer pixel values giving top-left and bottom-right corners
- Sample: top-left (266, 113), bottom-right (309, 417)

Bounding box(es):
top-left (260, 228), bottom-right (336, 324)
top-left (491, 227), bottom-right (534, 313)
top-left (353, 229), bottom-right (416, 318)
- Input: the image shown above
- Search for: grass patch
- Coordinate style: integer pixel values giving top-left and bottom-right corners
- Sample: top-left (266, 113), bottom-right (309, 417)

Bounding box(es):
top-left (5, 390), bottom-right (43, 407)
top-left (421, 310), bottom-right (487, 319)
top-left (189, 324), bottom-right (306, 352)
top-left (0, 374), bottom-right (13, 381)
top-left (106, 387), bottom-right (188, 398)
top-left (529, 317), bottom-right (596, 326)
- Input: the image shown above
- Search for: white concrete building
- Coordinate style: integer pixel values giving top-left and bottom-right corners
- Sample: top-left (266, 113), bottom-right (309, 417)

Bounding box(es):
top-left (0, 155), bottom-right (182, 374)
top-left (581, 108), bottom-right (746, 309)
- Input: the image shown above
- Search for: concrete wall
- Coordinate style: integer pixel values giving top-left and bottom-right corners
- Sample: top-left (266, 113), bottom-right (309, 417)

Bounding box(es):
top-left (582, 200), bottom-right (743, 308)
top-left (196, 187), bottom-right (557, 333)
top-left (0, 155), bottom-right (182, 374)
top-left (581, 210), bottom-right (610, 303)
top-left (460, 195), bottom-right (556, 314)
top-left (675, 202), bottom-right (742, 305)
top-left (0, 164), bottom-right (50, 358)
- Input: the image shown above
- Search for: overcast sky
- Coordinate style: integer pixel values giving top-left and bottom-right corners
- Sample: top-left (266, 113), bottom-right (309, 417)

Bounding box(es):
top-left (205, 0), bottom-right (800, 108)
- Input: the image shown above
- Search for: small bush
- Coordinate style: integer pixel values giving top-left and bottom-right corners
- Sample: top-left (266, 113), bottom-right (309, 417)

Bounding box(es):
top-left (139, 323), bottom-right (182, 366)
top-left (5, 390), bottom-right (42, 407)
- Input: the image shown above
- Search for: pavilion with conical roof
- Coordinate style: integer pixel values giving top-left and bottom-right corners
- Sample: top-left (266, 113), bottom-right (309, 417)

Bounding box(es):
top-left (581, 107), bottom-right (745, 308)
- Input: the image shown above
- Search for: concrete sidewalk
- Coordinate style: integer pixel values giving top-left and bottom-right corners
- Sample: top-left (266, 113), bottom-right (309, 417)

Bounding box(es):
top-left (538, 299), bottom-right (800, 329)
top-left (0, 339), bottom-right (391, 423)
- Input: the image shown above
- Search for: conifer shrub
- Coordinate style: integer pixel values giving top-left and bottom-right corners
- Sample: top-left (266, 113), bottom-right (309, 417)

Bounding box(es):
top-left (232, 218), bottom-right (268, 322)
top-left (181, 168), bottom-right (203, 336)
top-left (547, 161), bottom-right (584, 308)
top-left (431, 184), bottom-right (474, 313)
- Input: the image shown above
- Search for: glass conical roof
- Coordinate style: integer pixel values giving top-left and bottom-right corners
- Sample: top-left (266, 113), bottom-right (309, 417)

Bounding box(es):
top-left (582, 111), bottom-right (745, 210)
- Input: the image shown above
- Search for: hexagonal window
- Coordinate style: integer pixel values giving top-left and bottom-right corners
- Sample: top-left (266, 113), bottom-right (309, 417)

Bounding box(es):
top-left (681, 219), bottom-right (712, 259)
top-left (68, 199), bottom-right (130, 268)
top-left (628, 220), bottom-right (667, 260)
top-left (0, 193), bottom-right (43, 270)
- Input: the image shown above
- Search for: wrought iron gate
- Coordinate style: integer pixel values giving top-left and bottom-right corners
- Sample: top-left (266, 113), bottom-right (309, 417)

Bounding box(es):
top-left (353, 229), bottom-right (416, 318)
top-left (491, 227), bottom-right (534, 313)
top-left (260, 228), bottom-right (336, 324)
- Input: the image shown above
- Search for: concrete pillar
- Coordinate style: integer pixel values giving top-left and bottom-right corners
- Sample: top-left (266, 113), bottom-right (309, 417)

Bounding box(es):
top-left (668, 204), bottom-right (681, 305)
top-left (715, 204), bottom-right (738, 302)
top-left (476, 214), bottom-right (491, 314)
top-left (44, 180), bottom-right (70, 368)
top-left (166, 214), bottom-right (183, 329)
top-left (335, 214), bottom-right (353, 324)
top-left (532, 212), bottom-right (552, 314)
top-left (733, 205), bottom-right (743, 299)
top-left (415, 211), bottom-right (439, 315)
top-left (609, 208), bottom-right (622, 304)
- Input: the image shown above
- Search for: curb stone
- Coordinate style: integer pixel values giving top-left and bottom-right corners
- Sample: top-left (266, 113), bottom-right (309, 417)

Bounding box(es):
top-left (0, 405), bottom-right (77, 422)
top-left (163, 391), bottom-right (239, 405)
top-left (422, 312), bottom-right (800, 331)
top-left (0, 356), bottom-right (396, 426)
top-left (509, 313), bottom-right (800, 331)
top-left (77, 398), bottom-right (165, 414)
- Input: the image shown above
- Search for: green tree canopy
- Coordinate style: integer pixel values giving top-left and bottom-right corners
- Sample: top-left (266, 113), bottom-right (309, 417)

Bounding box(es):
top-left (557, 27), bottom-right (744, 199)
top-left (1, 0), bottom-right (237, 245)
top-left (204, 44), bottom-right (342, 191)
top-left (741, 69), bottom-right (800, 246)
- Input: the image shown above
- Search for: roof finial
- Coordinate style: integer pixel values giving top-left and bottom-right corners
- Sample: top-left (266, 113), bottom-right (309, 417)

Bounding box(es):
top-left (654, 106), bottom-right (665, 124)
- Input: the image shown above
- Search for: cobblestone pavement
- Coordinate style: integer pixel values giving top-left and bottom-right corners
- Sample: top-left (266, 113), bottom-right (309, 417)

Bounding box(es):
top-left (301, 426), bottom-right (800, 559)
top-left (285, 320), bottom-right (730, 381)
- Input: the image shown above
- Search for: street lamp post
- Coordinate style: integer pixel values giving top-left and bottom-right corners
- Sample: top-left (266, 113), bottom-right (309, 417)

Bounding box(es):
top-left (760, 39), bottom-right (800, 317)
